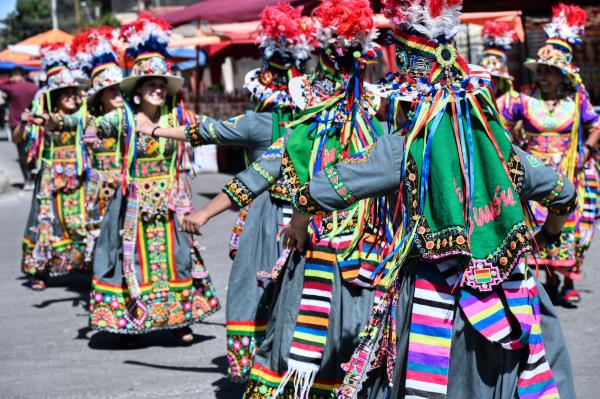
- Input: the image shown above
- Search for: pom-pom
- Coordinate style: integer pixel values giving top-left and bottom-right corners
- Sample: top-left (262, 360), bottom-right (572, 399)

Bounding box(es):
top-left (257, 2), bottom-right (315, 63)
top-left (482, 21), bottom-right (517, 50)
top-left (40, 42), bottom-right (71, 70)
top-left (120, 11), bottom-right (172, 58)
top-left (312, 0), bottom-right (378, 52)
top-left (383, 0), bottom-right (465, 41)
top-left (545, 3), bottom-right (587, 44)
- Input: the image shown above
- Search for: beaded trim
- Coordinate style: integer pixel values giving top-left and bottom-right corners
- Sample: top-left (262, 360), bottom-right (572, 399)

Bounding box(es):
top-left (507, 150), bottom-right (525, 194)
top-left (324, 166), bottom-right (356, 204)
top-left (252, 163), bottom-right (276, 184)
top-left (548, 190), bottom-right (578, 216)
top-left (541, 174), bottom-right (565, 208)
top-left (184, 124), bottom-right (204, 147)
top-left (292, 184), bottom-right (328, 216)
top-left (223, 177), bottom-right (255, 207)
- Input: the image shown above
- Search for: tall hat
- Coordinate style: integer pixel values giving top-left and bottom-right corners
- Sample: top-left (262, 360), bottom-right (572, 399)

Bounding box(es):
top-left (244, 2), bottom-right (316, 110)
top-left (524, 3), bottom-right (587, 85)
top-left (40, 42), bottom-right (84, 96)
top-left (480, 21), bottom-right (517, 81)
top-left (69, 30), bottom-right (94, 87)
top-left (71, 26), bottom-right (124, 105)
top-left (375, 0), bottom-right (491, 101)
top-left (119, 12), bottom-right (183, 96)
top-left (288, 0), bottom-right (380, 111)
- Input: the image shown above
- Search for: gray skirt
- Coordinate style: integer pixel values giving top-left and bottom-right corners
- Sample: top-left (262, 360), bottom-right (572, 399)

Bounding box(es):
top-left (226, 193), bottom-right (291, 379)
top-left (244, 247), bottom-right (376, 397)
top-left (361, 260), bottom-right (576, 399)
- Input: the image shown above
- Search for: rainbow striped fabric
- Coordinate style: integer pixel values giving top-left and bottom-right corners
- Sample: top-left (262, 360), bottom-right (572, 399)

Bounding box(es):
top-left (405, 262), bottom-right (456, 398)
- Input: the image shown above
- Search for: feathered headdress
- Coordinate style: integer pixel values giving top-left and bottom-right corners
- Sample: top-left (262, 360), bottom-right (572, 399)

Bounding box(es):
top-left (525, 3), bottom-right (587, 86)
top-left (118, 12), bottom-right (183, 96)
top-left (257, 3), bottom-right (315, 66)
top-left (40, 41), bottom-right (82, 94)
top-left (544, 3), bottom-right (587, 45)
top-left (482, 21), bottom-right (517, 52)
top-left (76, 26), bottom-right (124, 103)
top-left (40, 42), bottom-right (71, 71)
top-left (383, 0), bottom-right (464, 42)
top-left (120, 11), bottom-right (171, 58)
top-left (312, 0), bottom-right (379, 54)
top-left (479, 21), bottom-right (517, 81)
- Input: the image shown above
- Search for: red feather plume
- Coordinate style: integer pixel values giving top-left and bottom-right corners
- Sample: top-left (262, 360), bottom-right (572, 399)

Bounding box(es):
top-left (312, 0), bottom-right (374, 41)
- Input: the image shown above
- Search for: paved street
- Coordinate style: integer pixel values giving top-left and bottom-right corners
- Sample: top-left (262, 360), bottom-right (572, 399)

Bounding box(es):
top-left (0, 139), bottom-right (598, 398)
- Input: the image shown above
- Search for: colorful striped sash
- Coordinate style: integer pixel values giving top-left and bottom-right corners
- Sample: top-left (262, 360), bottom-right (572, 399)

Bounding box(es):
top-left (404, 262), bottom-right (455, 399)
top-left (276, 238), bottom-right (335, 398)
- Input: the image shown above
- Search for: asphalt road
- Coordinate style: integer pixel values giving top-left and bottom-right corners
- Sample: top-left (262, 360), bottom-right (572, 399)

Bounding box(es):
top-left (0, 140), bottom-right (598, 398)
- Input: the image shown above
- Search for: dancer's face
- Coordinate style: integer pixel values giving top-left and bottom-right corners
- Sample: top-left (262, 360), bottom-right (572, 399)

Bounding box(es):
top-left (535, 64), bottom-right (563, 97)
top-left (138, 78), bottom-right (167, 107)
top-left (100, 85), bottom-right (123, 113)
top-left (56, 88), bottom-right (79, 113)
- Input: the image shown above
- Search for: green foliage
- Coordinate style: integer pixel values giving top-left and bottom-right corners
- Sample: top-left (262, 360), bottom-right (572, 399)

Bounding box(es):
top-left (1, 0), bottom-right (52, 47)
top-left (84, 13), bottom-right (121, 29)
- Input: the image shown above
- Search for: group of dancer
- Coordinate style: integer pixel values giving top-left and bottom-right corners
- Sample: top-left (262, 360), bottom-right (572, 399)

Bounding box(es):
top-left (16, 0), bottom-right (599, 398)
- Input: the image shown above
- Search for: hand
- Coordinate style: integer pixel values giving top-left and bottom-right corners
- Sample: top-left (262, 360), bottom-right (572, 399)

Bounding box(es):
top-left (44, 113), bottom-right (60, 130)
top-left (277, 213), bottom-right (310, 252)
top-left (181, 209), bottom-right (209, 235)
top-left (135, 114), bottom-right (158, 136)
top-left (20, 110), bottom-right (32, 124)
top-left (30, 113), bottom-right (48, 126)
top-left (83, 125), bottom-right (100, 147)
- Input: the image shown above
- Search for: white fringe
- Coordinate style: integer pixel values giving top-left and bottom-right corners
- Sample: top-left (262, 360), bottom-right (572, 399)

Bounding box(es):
top-left (272, 362), bottom-right (319, 399)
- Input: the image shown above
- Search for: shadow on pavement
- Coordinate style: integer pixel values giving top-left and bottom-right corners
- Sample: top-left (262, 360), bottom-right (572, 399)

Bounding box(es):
top-left (24, 272), bottom-right (91, 309)
top-left (88, 330), bottom-right (216, 350)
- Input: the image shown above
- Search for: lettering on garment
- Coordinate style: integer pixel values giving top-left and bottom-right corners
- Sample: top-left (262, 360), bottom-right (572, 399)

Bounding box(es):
top-left (135, 159), bottom-right (169, 177)
top-left (472, 185), bottom-right (516, 227)
top-left (453, 178), bottom-right (516, 227)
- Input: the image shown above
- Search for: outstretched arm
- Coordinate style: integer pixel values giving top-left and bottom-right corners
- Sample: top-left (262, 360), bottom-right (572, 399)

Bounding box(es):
top-left (512, 145), bottom-right (576, 247)
top-left (292, 134), bottom-right (405, 215)
top-left (181, 136), bottom-right (286, 234)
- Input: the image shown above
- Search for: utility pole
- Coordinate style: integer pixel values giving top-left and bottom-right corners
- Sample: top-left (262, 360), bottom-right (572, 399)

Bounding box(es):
top-left (74, 0), bottom-right (82, 30)
top-left (51, 0), bottom-right (58, 29)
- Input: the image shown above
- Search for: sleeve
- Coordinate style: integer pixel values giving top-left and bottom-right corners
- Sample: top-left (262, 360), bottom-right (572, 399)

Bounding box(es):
top-left (222, 135), bottom-right (285, 207)
top-left (95, 110), bottom-right (122, 139)
top-left (580, 89), bottom-right (600, 130)
top-left (512, 145), bottom-right (577, 215)
top-left (186, 111), bottom-right (268, 147)
top-left (57, 112), bottom-right (80, 131)
top-left (502, 91), bottom-right (525, 123)
top-left (294, 133), bottom-right (405, 215)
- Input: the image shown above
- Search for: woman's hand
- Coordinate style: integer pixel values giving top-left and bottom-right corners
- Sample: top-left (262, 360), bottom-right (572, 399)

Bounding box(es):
top-left (277, 212), bottom-right (310, 252)
top-left (135, 113), bottom-right (158, 136)
top-left (20, 110), bottom-right (32, 124)
top-left (181, 209), bottom-right (209, 235)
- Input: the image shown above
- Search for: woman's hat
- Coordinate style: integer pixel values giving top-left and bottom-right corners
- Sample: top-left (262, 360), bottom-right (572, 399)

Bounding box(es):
top-left (71, 26), bottom-right (124, 105)
top-left (524, 3), bottom-right (587, 85)
top-left (40, 42), bottom-right (84, 96)
top-left (119, 12), bottom-right (183, 96)
top-left (480, 21), bottom-right (517, 81)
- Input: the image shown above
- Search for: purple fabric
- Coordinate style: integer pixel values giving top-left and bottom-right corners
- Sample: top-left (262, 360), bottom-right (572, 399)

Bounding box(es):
top-left (503, 87), bottom-right (600, 135)
top-left (0, 80), bottom-right (39, 128)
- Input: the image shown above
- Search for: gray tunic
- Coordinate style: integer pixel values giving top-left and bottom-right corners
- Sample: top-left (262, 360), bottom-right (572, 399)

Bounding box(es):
top-left (191, 110), bottom-right (292, 380)
top-left (302, 133), bottom-right (576, 398)
top-left (224, 132), bottom-right (376, 393)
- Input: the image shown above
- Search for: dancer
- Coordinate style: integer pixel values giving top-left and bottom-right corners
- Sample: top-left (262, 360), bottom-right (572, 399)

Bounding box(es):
top-left (479, 21), bottom-right (519, 121)
top-left (182, 0), bottom-right (385, 396)
top-left (135, 3), bottom-right (314, 380)
top-left (70, 27), bottom-right (125, 261)
top-left (89, 13), bottom-right (219, 345)
top-left (285, 1), bottom-right (577, 397)
top-left (504, 3), bottom-right (600, 305)
top-left (21, 42), bottom-right (88, 290)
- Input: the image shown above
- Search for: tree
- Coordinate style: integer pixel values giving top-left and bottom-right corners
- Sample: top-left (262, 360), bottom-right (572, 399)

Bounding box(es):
top-left (1, 0), bottom-right (52, 47)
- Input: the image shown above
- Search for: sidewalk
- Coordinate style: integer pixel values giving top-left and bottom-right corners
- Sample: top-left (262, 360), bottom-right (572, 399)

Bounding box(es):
top-left (0, 139), bottom-right (24, 192)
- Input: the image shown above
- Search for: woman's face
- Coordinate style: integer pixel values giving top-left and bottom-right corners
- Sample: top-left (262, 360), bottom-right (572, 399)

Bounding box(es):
top-left (100, 85), bottom-right (123, 112)
top-left (56, 88), bottom-right (79, 113)
top-left (535, 64), bottom-right (564, 97)
top-left (138, 78), bottom-right (167, 107)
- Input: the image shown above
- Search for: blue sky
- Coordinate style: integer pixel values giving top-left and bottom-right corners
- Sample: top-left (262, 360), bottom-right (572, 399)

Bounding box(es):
top-left (0, 0), bottom-right (16, 22)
